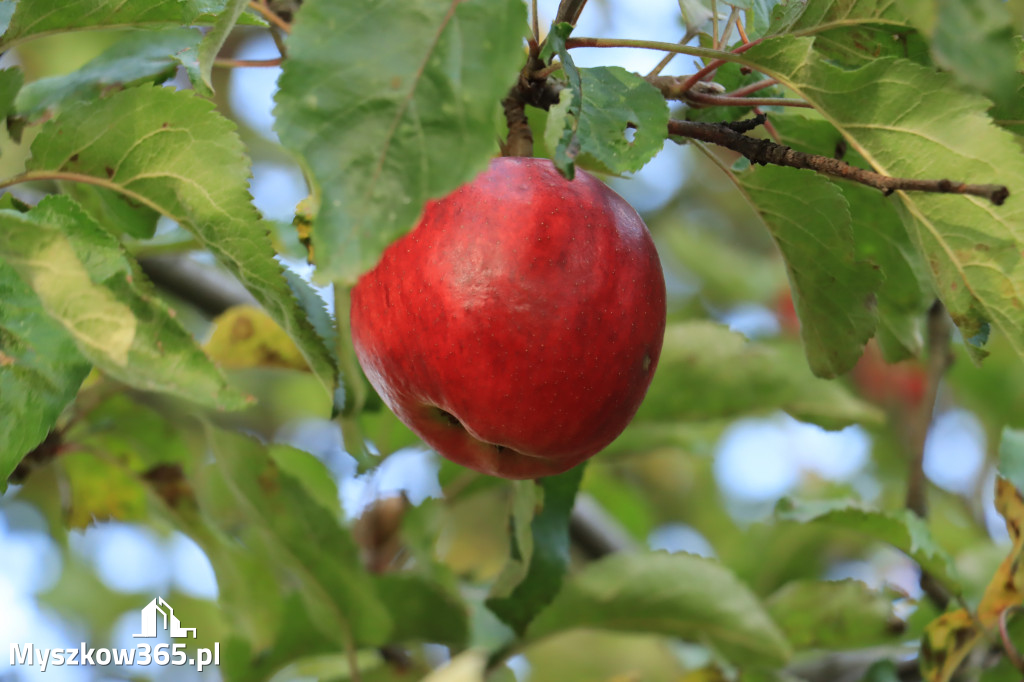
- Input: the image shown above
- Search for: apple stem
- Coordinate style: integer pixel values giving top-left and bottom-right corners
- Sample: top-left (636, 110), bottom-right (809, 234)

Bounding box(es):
top-left (502, 88), bottom-right (534, 157)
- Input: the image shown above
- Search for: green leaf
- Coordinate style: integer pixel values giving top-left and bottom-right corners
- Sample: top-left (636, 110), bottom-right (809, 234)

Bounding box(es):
top-left (198, 428), bottom-right (392, 647)
top-left (930, 0), bottom-right (1018, 103)
top-left (14, 28), bottom-right (200, 118)
top-left (218, 596), bottom-right (363, 681)
top-left (0, 195), bottom-right (246, 409)
top-left (744, 40), bottom-right (1024, 363)
top-left (0, 66), bottom-right (22, 120)
top-left (772, 112), bottom-right (933, 360)
top-left (60, 183), bottom-right (161, 240)
top-left (989, 37), bottom-right (1024, 137)
top-left (776, 499), bottom-right (961, 595)
top-left (636, 321), bottom-right (883, 430)
top-left (540, 22), bottom-right (582, 178)
top-left (989, 73), bottom-right (1024, 138)
top-left (488, 479), bottom-right (537, 598)
top-left (525, 552), bottom-right (792, 666)
top-left (743, 0), bottom-right (787, 37)
top-left (487, 465), bottom-right (584, 635)
top-left (282, 269), bottom-right (338, 364)
top-left (27, 85), bottom-right (338, 396)
top-left (541, 35), bottom-right (669, 175)
top-left (376, 573), bottom-right (469, 648)
top-left (738, 165), bottom-right (881, 378)
top-left (0, 0), bottom-right (259, 47)
top-left (0, 257), bottom-right (90, 488)
top-left (268, 443), bottom-right (343, 518)
top-left (998, 428), bottom-right (1024, 494)
top-left (846, 185), bottom-right (931, 360)
top-left (766, 579), bottom-right (906, 650)
top-left (274, 0), bottom-right (528, 284)
top-left (550, 66), bottom-right (669, 176)
top-left (767, 0), bottom-right (930, 66)
top-left (196, 0), bottom-right (249, 95)
top-left (676, 0), bottom-right (713, 33)
top-left (71, 392), bottom-right (193, 468)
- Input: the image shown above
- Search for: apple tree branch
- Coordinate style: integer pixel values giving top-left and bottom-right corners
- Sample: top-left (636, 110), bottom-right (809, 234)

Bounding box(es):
top-left (667, 116), bottom-right (1010, 205)
top-left (902, 300), bottom-right (955, 609)
top-left (510, 60), bottom-right (1010, 206)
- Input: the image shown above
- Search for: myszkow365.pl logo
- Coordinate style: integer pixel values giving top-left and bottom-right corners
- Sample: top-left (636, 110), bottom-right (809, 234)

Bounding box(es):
top-left (9, 597), bottom-right (220, 673)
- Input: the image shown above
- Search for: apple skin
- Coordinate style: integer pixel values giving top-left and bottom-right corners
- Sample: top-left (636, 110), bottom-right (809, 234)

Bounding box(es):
top-left (350, 157), bottom-right (667, 479)
top-left (850, 340), bottom-right (927, 411)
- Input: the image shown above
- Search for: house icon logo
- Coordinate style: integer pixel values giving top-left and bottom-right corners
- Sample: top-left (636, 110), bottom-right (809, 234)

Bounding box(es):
top-left (132, 597), bottom-right (197, 639)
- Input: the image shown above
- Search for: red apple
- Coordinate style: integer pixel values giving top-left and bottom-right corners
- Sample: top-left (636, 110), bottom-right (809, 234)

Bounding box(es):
top-left (350, 157), bottom-right (666, 479)
top-left (850, 339), bottom-right (927, 411)
top-left (774, 288), bottom-right (801, 337)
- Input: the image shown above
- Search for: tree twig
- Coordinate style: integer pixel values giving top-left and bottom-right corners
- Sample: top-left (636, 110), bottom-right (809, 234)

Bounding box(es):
top-left (716, 6), bottom-right (740, 50)
top-left (722, 78), bottom-right (779, 98)
top-left (666, 118), bottom-right (1011, 204)
top-left (554, 0), bottom-right (588, 26)
top-left (905, 301), bottom-right (954, 518)
top-left (248, 0), bottom-right (291, 34)
top-left (213, 57), bottom-right (283, 68)
top-left (736, 15), bottom-right (750, 44)
top-left (902, 300), bottom-right (955, 609)
top-left (656, 37), bottom-right (763, 93)
top-left (510, 76), bottom-right (1009, 203)
top-left (645, 29), bottom-right (700, 78)
top-left (684, 90), bottom-right (813, 108)
top-left (999, 606), bottom-right (1024, 674)
top-left (722, 115), bottom-right (769, 134)
top-left (531, 61), bottom-right (563, 80)
top-left (269, 24), bottom-right (288, 59)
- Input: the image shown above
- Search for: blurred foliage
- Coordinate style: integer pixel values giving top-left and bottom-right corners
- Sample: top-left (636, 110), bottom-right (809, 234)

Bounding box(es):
top-left (1, 1), bottom-right (1024, 682)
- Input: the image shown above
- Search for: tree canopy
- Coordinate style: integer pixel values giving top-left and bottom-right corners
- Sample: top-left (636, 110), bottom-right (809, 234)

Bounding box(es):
top-left (2, 1), bottom-right (1024, 681)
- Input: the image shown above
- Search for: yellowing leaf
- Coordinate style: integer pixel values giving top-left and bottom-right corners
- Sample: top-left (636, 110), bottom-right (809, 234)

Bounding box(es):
top-left (60, 452), bottom-right (150, 528)
top-left (920, 609), bottom-right (983, 682)
top-left (977, 478), bottom-right (1024, 625)
top-left (0, 196), bottom-right (247, 409)
top-left (0, 257), bottom-right (90, 486)
top-left (205, 306), bottom-right (309, 372)
top-left (921, 476), bottom-right (1024, 682)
